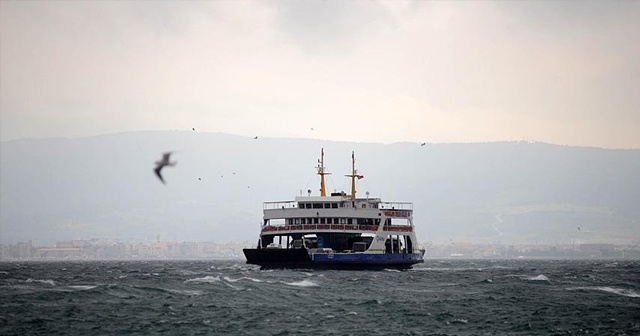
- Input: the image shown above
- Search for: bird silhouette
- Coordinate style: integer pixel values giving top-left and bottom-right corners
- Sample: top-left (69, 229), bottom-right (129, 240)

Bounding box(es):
top-left (192, 127), bottom-right (196, 131)
top-left (254, 136), bottom-right (258, 139)
top-left (421, 143), bottom-right (426, 146)
top-left (154, 152), bottom-right (176, 184)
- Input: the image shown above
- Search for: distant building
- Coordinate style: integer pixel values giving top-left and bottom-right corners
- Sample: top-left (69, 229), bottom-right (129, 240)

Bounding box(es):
top-left (579, 243), bottom-right (616, 257)
top-left (16, 241), bottom-right (33, 259)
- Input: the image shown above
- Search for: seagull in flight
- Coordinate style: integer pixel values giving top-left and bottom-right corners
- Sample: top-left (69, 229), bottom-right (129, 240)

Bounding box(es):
top-left (154, 152), bottom-right (176, 184)
top-left (254, 136), bottom-right (258, 139)
top-left (420, 142), bottom-right (426, 146)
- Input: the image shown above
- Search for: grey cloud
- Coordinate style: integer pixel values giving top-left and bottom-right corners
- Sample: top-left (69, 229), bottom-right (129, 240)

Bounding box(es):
top-left (271, 0), bottom-right (394, 52)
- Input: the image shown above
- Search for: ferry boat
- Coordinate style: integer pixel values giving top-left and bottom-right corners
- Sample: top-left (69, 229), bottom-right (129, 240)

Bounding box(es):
top-left (243, 149), bottom-right (425, 270)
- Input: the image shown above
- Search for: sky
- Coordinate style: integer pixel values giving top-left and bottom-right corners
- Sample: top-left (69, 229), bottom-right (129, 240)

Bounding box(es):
top-left (1, 0), bottom-right (639, 148)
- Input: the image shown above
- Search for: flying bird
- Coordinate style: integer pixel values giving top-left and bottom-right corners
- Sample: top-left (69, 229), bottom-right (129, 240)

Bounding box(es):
top-left (254, 136), bottom-right (258, 139)
top-left (198, 177), bottom-right (202, 181)
top-left (154, 152), bottom-right (176, 184)
top-left (192, 127), bottom-right (196, 131)
top-left (421, 143), bottom-right (426, 146)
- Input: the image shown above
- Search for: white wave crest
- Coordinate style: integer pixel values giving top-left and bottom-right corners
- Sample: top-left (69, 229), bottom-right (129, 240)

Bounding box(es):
top-left (185, 276), bottom-right (221, 284)
top-left (26, 278), bottom-right (55, 286)
top-left (283, 279), bottom-right (319, 287)
top-left (223, 276), bottom-right (263, 283)
top-left (68, 285), bottom-right (97, 290)
top-left (526, 274), bottom-right (550, 282)
top-left (447, 319), bottom-right (469, 325)
top-left (224, 282), bottom-right (244, 291)
top-left (568, 286), bottom-right (640, 298)
top-left (167, 289), bottom-right (205, 296)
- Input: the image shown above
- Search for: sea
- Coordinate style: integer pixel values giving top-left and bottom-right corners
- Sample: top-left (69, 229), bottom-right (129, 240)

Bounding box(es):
top-left (0, 259), bottom-right (638, 335)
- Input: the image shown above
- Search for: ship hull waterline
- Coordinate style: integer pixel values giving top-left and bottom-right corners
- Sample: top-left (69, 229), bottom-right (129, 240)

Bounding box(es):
top-left (243, 248), bottom-right (424, 270)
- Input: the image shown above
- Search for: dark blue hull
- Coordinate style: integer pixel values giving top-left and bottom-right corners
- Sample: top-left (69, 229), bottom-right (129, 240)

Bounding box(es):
top-left (243, 248), bottom-right (424, 270)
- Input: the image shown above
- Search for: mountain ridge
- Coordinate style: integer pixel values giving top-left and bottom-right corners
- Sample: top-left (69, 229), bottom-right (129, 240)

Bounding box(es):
top-left (1, 131), bottom-right (638, 245)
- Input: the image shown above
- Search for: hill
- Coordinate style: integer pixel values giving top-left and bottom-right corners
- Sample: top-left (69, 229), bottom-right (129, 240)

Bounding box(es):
top-left (1, 131), bottom-right (638, 245)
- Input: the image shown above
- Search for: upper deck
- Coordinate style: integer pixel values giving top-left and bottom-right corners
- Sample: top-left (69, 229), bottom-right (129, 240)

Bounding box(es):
top-left (263, 198), bottom-right (413, 220)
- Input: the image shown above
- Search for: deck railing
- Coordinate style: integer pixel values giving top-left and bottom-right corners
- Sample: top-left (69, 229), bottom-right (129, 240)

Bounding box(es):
top-left (378, 202), bottom-right (413, 210)
top-left (260, 224), bottom-right (412, 233)
top-left (263, 201), bottom-right (298, 210)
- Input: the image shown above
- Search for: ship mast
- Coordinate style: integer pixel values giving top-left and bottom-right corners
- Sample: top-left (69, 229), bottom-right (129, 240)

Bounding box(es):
top-left (345, 151), bottom-right (357, 199)
top-left (317, 148), bottom-right (331, 197)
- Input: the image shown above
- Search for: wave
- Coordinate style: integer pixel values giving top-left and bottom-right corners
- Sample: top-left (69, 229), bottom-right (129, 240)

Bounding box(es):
top-left (283, 279), bottom-right (319, 287)
top-left (223, 282), bottom-right (245, 291)
top-left (567, 286), bottom-right (640, 298)
top-left (223, 276), bottom-right (263, 283)
top-left (357, 299), bottom-right (382, 306)
top-left (166, 289), bottom-right (205, 296)
top-left (447, 318), bottom-right (469, 325)
top-left (67, 285), bottom-right (97, 291)
top-left (526, 274), bottom-right (550, 282)
top-left (410, 267), bottom-right (487, 272)
top-left (25, 278), bottom-right (55, 286)
top-left (185, 276), bottom-right (221, 284)
top-left (210, 264), bottom-right (257, 271)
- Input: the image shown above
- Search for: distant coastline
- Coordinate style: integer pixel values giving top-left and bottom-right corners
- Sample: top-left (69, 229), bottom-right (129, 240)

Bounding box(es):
top-left (2, 239), bottom-right (638, 261)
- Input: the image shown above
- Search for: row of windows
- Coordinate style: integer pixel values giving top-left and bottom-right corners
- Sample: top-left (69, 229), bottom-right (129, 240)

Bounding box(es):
top-left (299, 203), bottom-right (339, 209)
top-left (286, 218), bottom-right (381, 225)
top-left (298, 202), bottom-right (377, 209)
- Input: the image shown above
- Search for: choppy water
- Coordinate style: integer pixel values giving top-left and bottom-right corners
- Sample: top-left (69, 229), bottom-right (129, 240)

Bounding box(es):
top-left (1, 259), bottom-right (639, 335)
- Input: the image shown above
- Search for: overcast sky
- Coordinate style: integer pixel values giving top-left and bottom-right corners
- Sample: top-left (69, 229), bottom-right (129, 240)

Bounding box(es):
top-left (1, 1), bottom-right (639, 148)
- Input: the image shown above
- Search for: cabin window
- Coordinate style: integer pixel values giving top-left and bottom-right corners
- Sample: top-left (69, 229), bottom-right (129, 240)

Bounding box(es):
top-left (347, 218), bottom-right (353, 224)
top-left (320, 218), bottom-right (326, 224)
top-left (362, 204), bottom-right (367, 208)
top-left (305, 203), bottom-right (311, 209)
top-left (331, 203), bottom-right (338, 208)
top-left (313, 218), bottom-right (319, 224)
top-left (339, 218), bottom-right (346, 224)
top-left (324, 203), bottom-right (330, 208)
top-left (340, 202), bottom-right (344, 208)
